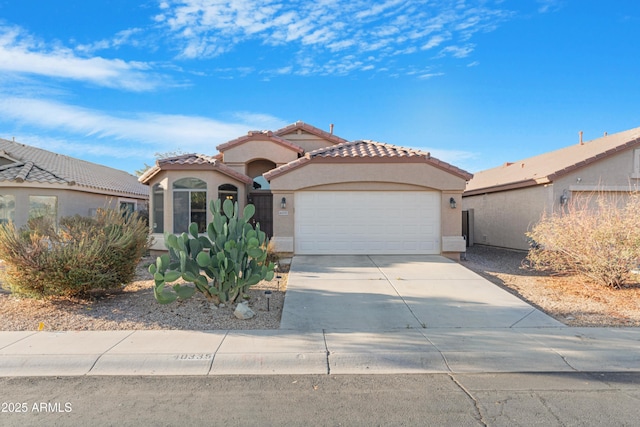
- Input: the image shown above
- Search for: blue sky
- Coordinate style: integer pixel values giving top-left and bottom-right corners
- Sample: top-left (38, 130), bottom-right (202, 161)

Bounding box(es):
top-left (0, 0), bottom-right (638, 175)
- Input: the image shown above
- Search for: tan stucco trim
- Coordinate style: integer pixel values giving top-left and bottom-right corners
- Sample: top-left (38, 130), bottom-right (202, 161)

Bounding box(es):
top-left (216, 131), bottom-right (305, 154)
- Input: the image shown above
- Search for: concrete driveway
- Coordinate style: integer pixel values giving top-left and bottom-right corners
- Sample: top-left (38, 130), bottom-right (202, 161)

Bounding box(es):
top-left (280, 255), bottom-right (564, 331)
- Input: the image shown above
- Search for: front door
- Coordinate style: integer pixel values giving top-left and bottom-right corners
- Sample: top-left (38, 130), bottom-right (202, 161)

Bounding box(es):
top-left (249, 192), bottom-right (273, 238)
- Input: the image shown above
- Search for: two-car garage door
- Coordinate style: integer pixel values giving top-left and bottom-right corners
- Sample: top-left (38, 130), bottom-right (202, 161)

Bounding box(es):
top-left (295, 191), bottom-right (440, 255)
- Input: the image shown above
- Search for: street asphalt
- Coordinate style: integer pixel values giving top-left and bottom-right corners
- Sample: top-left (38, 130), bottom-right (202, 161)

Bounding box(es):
top-left (1, 255), bottom-right (638, 377)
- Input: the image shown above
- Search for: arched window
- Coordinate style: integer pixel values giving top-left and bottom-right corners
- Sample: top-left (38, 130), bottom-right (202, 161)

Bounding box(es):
top-left (151, 184), bottom-right (164, 233)
top-left (173, 178), bottom-right (207, 233)
top-left (218, 184), bottom-right (238, 204)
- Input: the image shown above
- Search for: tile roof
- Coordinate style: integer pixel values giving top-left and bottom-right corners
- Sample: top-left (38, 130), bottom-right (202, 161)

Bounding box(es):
top-left (264, 140), bottom-right (472, 180)
top-left (139, 153), bottom-right (253, 184)
top-left (216, 130), bottom-right (305, 154)
top-left (465, 126), bottom-right (640, 195)
top-left (273, 120), bottom-right (349, 145)
top-left (0, 138), bottom-right (148, 197)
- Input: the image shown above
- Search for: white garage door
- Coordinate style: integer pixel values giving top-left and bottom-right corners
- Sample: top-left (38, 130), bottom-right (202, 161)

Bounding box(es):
top-left (295, 191), bottom-right (440, 254)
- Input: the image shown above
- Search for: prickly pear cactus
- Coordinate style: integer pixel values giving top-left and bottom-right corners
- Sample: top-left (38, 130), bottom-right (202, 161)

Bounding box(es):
top-left (150, 199), bottom-right (275, 305)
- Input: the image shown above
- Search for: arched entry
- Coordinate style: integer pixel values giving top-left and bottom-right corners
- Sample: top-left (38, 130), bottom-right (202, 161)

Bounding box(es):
top-left (247, 159), bottom-right (275, 237)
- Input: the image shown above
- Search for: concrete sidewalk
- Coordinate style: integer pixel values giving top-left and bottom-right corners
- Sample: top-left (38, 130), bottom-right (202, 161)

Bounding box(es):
top-left (1, 254), bottom-right (639, 377)
top-left (1, 327), bottom-right (640, 376)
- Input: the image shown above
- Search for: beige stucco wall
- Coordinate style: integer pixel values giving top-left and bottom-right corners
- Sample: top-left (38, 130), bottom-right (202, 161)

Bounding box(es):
top-left (554, 148), bottom-right (640, 198)
top-left (222, 139), bottom-right (300, 169)
top-left (278, 131), bottom-right (338, 152)
top-left (463, 184), bottom-right (552, 250)
top-left (270, 162), bottom-right (467, 192)
top-left (0, 184), bottom-right (146, 229)
top-left (146, 169), bottom-right (248, 251)
top-left (269, 161), bottom-right (468, 256)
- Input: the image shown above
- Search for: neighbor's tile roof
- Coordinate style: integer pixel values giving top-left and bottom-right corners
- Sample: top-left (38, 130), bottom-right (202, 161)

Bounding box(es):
top-left (465, 126), bottom-right (640, 195)
top-left (0, 138), bottom-right (148, 197)
top-left (139, 153), bottom-right (253, 184)
top-left (264, 140), bottom-right (472, 180)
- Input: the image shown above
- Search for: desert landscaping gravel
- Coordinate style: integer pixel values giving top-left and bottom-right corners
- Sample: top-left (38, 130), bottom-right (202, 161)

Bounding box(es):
top-left (0, 257), bottom-right (288, 331)
top-left (1, 246), bottom-right (639, 331)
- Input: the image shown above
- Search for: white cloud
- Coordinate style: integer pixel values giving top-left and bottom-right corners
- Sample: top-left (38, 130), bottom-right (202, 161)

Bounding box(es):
top-left (0, 97), bottom-right (288, 153)
top-left (158, 0), bottom-right (514, 76)
top-left (0, 25), bottom-right (164, 92)
top-left (422, 35), bottom-right (448, 50)
top-left (537, 0), bottom-right (564, 14)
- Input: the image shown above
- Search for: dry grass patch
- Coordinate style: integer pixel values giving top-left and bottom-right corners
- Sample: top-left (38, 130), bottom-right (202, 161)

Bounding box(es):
top-left (462, 245), bottom-right (640, 327)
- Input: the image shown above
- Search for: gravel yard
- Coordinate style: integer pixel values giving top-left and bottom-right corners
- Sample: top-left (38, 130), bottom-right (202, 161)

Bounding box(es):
top-left (0, 257), bottom-right (288, 331)
top-left (2, 246), bottom-right (639, 330)
top-left (462, 245), bottom-right (640, 327)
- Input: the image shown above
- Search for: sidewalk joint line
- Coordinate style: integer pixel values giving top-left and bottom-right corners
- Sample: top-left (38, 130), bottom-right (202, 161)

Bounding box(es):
top-left (207, 330), bottom-right (230, 375)
top-left (368, 255), bottom-right (424, 328)
top-left (87, 330), bottom-right (136, 374)
top-left (509, 308), bottom-right (537, 328)
top-left (418, 329), bottom-right (453, 372)
top-left (322, 329), bottom-right (331, 375)
top-left (0, 331), bottom-right (38, 351)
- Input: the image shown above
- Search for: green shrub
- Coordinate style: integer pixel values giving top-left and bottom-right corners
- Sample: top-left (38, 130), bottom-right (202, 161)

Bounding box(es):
top-left (526, 192), bottom-right (640, 288)
top-left (0, 208), bottom-right (150, 298)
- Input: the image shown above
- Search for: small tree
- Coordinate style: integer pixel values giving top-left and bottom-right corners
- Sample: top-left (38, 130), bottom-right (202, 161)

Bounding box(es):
top-left (150, 199), bottom-right (274, 305)
top-left (526, 191), bottom-right (640, 288)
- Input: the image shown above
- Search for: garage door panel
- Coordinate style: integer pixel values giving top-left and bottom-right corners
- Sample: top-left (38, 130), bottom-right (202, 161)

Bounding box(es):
top-left (295, 191), bottom-right (440, 255)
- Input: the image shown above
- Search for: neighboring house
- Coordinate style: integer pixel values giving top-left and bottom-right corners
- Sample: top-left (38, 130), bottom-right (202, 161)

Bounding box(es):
top-left (0, 138), bottom-right (149, 228)
top-left (463, 126), bottom-right (640, 250)
top-left (139, 121), bottom-right (472, 259)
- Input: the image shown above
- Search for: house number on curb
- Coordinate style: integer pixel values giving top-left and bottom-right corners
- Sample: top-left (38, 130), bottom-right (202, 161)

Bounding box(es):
top-left (175, 353), bottom-right (214, 361)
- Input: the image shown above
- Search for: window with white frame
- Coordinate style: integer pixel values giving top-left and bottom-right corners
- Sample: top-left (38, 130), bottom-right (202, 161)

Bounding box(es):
top-left (152, 184), bottom-right (164, 233)
top-left (173, 178), bottom-right (207, 233)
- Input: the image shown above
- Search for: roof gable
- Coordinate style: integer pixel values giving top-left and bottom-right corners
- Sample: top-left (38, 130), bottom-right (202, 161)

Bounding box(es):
top-left (139, 153), bottom-right (253, 184)
top-left (0, 138), bottom-right (148, 197)
top-left (216, 131), bottom-right (305, 154)
top-left (465, 126), bottom-right (640, 195)
top-left (273, 120), bottom-right (349, 146)
top-left (264, 140), bottom-right (472, 181)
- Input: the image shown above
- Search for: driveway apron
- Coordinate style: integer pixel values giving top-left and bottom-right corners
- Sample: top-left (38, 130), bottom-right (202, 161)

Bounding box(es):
top-left (279, 255), bottom-right (563, 331)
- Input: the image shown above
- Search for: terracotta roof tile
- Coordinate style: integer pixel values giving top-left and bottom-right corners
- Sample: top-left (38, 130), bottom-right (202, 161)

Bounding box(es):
top-left (465, 126), bottom-right (640, 195)
top-left (140, 153), bottom-right (253, 184)
top-left (265, 140), bottom-right (472, 180)
top-left (0, 138), bottom-right (147, 197)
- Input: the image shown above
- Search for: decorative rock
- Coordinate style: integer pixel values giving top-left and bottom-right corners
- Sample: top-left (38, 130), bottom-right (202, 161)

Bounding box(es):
top-left (234, 302), bottom-right (255, 320)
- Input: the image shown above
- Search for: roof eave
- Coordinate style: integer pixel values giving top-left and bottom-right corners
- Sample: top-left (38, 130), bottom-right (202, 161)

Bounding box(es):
top-left (464, 178), bottom-right (549, 197)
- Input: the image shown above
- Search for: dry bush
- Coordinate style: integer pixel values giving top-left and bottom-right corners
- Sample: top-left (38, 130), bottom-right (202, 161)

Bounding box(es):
top-left (526, 191), bottom-right (640, 288)
top-left (0, 208), bottom-right (151, 298)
